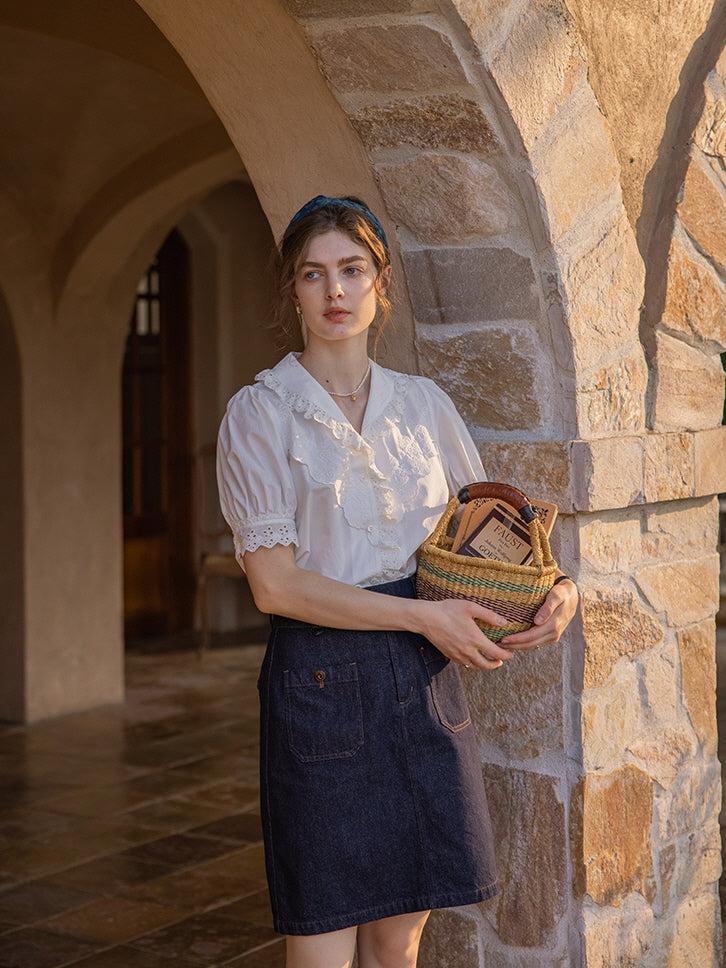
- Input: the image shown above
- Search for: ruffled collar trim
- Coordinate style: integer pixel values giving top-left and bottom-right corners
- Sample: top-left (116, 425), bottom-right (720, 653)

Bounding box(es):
top-left (255, 352), bottom-right (409, 443)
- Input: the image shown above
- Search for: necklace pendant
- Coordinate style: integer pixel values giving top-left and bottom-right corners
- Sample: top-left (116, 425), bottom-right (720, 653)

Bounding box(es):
top-left (351, 394), bottom-right (357, 402)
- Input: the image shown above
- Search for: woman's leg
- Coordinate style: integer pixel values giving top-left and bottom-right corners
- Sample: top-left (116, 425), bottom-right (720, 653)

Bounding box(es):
top-left (285, 925), bottom-right (358, 968)
top-left (356, 910), bottom-right (431, 968)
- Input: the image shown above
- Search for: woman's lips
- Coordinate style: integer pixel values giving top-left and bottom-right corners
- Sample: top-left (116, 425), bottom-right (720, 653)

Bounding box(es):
top-left (324, 309), bottom-right (350, 320)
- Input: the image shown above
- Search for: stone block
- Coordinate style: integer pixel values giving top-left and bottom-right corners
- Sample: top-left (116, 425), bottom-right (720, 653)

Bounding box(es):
top-left (661, 232), bottom-right (726, 353)
top-left (694, 426), bottom-right (726, 497)
top-left (583, 765), bottom-right (655, 906)
top-left (479, 440), bottom-right (574, 512)
top-left (633, 555), bottom-right (720, 627)
top-left (564, 211), bottom-right (645, 367)
top-left (643, 497), bottom-right (719, 562)
top-left (350, 94), bottom-right (499, 153)
top-left (665, 892), bottom-right (721, 968)
top-left (418, 329), bottom-right (542, 432)
top-left (627, 725), bottom-right (696, 788)
top-left (579, 514), bottom-right (643, 574)
top-left (679, 156), bottom-right (726, 272)
top-left (669, 828), bottom-right (722, 904)
top-left (582, 675), bottom-right (641, 773)
top-left (418, 908), bottom-right (479, 968)
top-left (578, 356), bottom-right (647, 436)
top-left (650, 332), bottom-right (725, 432)
top-left (377, 153), bottom-right (511, 244)
top-left (694, 81), bottom-right (726, 160)
top-left (482, 765), bottom-right (566, 947)
top-left (571, 437), bottom-right (644, 513)
top-left (465, 648), bottom-right (562, 761)
top-left (655, 760), bottom-right (722, 841)
top-left (403, 246), bottom-right (539, 324)
top-left (581, 589), bottom-right (663, 690)
top-left (311, 24), bottom-right (467, 94)
top-left (530, 88), bottom-right (620, 241)
top-left (582, 894), bottom-right (655, 968)
top-left (678, 621), bottom-right (718, 754)
top-left (487, 0), bottom-right (586, 146)
top-left (642, 433), bottom-right (693, 503)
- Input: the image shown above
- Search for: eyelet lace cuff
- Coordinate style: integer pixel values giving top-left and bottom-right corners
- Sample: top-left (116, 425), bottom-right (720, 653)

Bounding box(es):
top-left (232, 517), bottom-right (298, 557)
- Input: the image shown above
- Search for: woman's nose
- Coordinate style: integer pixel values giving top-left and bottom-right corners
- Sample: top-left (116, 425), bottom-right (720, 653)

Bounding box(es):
top-left (327, 279), bottom-right (343, 299)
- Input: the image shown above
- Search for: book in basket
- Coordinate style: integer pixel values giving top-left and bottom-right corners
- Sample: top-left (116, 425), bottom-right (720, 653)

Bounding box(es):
top-left (415, 482), bottom-right (558, 641)
top-left (452, 497), bottom-right (558, 566)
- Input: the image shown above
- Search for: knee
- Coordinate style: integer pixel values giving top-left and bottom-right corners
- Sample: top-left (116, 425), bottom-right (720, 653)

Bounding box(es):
top-left (359, 929), bottom-right (422, 968)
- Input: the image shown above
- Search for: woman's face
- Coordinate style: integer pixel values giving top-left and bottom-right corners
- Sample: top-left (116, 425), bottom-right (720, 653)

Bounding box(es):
top-left (292, 229), bottom-right (390, 348)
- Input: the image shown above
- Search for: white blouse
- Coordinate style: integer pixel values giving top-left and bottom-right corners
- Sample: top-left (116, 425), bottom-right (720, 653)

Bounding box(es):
top-left (217, 352), bottom-right (485, 589)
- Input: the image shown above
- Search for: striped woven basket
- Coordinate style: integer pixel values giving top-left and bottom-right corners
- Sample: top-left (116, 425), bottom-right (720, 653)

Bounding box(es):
top-left (416, 482), bottom-right (557, 642)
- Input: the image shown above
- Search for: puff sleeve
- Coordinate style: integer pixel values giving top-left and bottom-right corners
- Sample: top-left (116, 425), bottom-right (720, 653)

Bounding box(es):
top-left (216, 386), bottom-right (298, 563)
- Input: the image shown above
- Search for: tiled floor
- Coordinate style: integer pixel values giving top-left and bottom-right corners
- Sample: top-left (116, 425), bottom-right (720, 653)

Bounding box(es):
top-left (0, 639), bottom-right (285, 968)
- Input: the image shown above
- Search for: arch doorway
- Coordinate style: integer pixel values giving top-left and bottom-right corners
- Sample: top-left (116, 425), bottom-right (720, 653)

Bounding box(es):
top-left (122, 230), bottom-right (195, 638)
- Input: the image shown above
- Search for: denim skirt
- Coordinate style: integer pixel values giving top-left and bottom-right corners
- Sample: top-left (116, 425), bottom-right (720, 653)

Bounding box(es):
top-left (258, 576), bottom-right (498, 936)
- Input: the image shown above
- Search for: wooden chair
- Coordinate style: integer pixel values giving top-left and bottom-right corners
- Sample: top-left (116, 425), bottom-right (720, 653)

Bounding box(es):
top-left (195, 442), bottom-right (246, 652)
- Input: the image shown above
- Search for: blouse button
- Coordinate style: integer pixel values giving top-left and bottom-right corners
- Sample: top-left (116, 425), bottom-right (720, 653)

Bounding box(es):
top-left (314, 670), bottom-right (326, 688)
top-left (367, 526), bottom-right (374, 533)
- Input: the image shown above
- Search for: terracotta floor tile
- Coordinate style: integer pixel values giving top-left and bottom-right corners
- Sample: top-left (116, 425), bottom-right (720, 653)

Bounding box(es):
top-left (0, 926), bottom-right (101, 967)
top-left (0, 878), bottom-right (98, 924)
top-left (191, 844), bottom-right (267, 884)
top-left (213, 890), bottom-right (274, 928)
top-left (188, 812), bottom-right (263, 845)
top-left (0, 840), bottom-right (99, 881)
top-left (42, 895), bottom-right (188, 944)
top-left (119, 832), bottom-right (237, 870)
top-left (121, 797), bottom-right (231, 832)
top-left (120, 867), bottom-right (258, 912)
top-left (48, 853), bottom-right (172, 894)
top-left (183, 783), bottom-right (262, 811)
top-left (0, 808), bottom-right (77, 840)
top-left (129, 909), bottom-right (277, 965)
top-left (58, 945), bottom-right (195, 967)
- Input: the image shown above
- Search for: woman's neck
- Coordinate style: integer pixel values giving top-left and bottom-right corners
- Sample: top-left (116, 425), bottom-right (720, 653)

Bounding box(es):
top-left (298, 341), bottom-right (370, 397)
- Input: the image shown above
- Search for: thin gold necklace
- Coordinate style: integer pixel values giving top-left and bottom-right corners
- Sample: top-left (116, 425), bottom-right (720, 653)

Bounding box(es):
top-left (326, 361), bottom-right (371, 402)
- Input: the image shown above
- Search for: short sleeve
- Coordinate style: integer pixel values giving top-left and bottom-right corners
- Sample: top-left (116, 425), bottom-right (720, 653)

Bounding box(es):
top-left (216, 387), bottom-right (298, 562)
top-left (422, 380), bottom-right (486, 494)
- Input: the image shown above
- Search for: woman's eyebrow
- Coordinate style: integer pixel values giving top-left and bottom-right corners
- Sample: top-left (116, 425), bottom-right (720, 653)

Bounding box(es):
top-left (300, 255), bottom-right (368, 268)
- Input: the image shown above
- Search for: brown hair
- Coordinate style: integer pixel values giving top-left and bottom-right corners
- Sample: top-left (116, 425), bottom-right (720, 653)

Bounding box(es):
top-left (274, 196), bottom-right (392, 354)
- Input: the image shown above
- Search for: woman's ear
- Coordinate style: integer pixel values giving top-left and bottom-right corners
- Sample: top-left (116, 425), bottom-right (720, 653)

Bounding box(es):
top-left (379, 265), bottom-right (392, 294)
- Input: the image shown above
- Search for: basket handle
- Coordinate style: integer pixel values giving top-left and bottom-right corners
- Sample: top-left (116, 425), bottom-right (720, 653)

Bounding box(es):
top-left (457, 481), bottom-right (538, 523)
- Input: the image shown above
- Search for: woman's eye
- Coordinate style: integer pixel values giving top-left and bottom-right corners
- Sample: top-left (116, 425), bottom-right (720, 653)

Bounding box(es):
top-left (343, 265), bottom-right (362, 276)
top-left (303, 270), bottom-right (320, 280)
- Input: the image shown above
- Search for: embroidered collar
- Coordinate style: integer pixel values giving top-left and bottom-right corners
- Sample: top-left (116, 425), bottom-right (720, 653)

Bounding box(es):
top-left (255, 352), bottom-right (405, 440)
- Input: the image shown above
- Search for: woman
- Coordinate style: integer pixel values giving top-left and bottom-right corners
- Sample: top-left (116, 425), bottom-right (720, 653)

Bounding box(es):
top-left (217, 195), bottom-right (578, 968)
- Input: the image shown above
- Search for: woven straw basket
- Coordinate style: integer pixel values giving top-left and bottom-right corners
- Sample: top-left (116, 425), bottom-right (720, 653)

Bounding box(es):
top-left (416, 482), bottom-right (558, 641)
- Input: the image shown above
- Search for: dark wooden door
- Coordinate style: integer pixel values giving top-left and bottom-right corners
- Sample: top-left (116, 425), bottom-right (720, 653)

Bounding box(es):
top-left (122, 230), bottom-right (195, 638)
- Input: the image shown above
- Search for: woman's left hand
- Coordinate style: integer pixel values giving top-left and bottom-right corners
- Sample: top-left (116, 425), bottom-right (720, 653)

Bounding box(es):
top-left (498, 577), bottom-right (579, 652)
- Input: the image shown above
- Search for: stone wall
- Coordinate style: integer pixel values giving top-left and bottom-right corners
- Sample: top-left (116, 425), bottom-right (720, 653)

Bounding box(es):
top-left (280, 1), bottom-right (726, 965)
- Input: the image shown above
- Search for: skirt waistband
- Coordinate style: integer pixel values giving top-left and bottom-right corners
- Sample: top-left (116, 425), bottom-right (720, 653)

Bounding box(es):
top-left (270, 574), bottom-right (415, 629)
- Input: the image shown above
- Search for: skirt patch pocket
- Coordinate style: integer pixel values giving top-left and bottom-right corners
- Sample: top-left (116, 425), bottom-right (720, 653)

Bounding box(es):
top-left (284, 661), bottom-right (364, 762)
top-left (421, 646), bottom-right (471, 733)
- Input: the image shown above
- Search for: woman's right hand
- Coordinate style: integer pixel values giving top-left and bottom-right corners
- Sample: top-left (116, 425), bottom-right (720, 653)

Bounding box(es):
top-left (413, 599), bottom-right (514, 670)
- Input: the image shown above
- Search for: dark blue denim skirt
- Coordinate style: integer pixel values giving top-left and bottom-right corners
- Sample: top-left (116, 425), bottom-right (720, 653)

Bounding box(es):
top-left (258, 576), bottom-right (498, 936)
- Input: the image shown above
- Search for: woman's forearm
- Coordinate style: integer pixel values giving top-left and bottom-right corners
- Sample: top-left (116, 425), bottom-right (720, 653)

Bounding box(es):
top-left (244, 543), bottom-right (425, 633)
